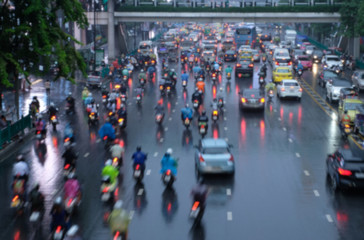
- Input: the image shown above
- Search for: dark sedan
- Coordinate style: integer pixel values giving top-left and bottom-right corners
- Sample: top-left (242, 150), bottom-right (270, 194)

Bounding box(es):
top-left (260, 33), bottom-right (272, 41)
top-left (326, 148), bottom-right (364, 191)
top-left (235, 60), bottom-right (254, 78)
top-left (318, 70), bottom-right (339, 88)
top-left (312, 50), bottom-right (323, 63)
top-left (239, 88), bottom-right (265, 110)
top-left (224, 50), bottom-right (237, 62)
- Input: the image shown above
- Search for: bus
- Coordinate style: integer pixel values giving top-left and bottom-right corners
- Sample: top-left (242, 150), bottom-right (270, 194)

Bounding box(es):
top-left (295, 34), bottom-right (309, 48)
top-left (234, 26), bottom-right (257, 48)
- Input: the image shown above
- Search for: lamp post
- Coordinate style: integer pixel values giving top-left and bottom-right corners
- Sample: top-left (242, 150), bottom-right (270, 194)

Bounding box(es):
top-left (93, 0), bottom-right (96, 73)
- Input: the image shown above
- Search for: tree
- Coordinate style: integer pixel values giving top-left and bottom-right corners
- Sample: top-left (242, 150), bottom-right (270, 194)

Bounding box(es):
top-left (339, 0), bottom-right (361, 37)
top-left (0, 0), bottom-right (88, 115)
top-left (355, 0), bottom-right (364, 37)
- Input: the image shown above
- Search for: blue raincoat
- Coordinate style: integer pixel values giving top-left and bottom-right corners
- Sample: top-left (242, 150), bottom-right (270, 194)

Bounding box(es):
top-left (98, 122), bottom-right (116, 140)
top-left (181, 107), bottom-right (193, 120)
top-left (160, 155), bottom-right (177, 176)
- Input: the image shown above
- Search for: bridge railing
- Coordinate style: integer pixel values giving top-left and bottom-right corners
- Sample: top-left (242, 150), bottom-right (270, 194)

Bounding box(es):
top-left (0, 115), bottom-right (32, 150)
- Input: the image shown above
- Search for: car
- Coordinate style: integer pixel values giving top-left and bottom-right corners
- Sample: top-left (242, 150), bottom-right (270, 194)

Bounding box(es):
top-left (238, 45), bottom-right (252, 54)
top-left (222, 38), bottom-right (235, 52)
top-left (239, 88), bottom-right (265, 110)
top-left (224, 50), bottom-right (237, 62)
top-left (273, 57), bottom-right (292, 70)
top-left (326, 148), bottom-right (364, 191)
top-left (235, 59), bottom-right (254, 77)
top-left (279, 40), bottom-right (292, 49)
top-left (195, 138), bottom-right (235, 175)
top-left (338, 98), bottom-right (363, 124)
top-left (204, 34), bottom-right (217, 43)
top-left (291, 49), bottom-right (305, 61)
top-left (338, 87), bottom-right (359, 109)
top-left (312, 50), bottom-right (323, 63)
top-left (272, 67), bottom-right (293, 83)
top-left (201, 50), bottom-right (215, 62)
top-left (352, 70), bottom-right (364, 91)
top-left (322, 55), bottom-right (342, 69)
top-left (260, 33), bottom-right (272, 41)
top-left (318, 70), bottom-right (339, 88)
top-left (299, 42), bottom-right (311, 51)
top-left (304, 45), bottom-right (316, 56)
top-left (326, 78), bottom-right (352, 103)
top-left (251, 49), bottom-right (260, 62)
top-left (296, 55), bottom-right (312, 70)
top-left (276, 79), bottom-right (302, 101)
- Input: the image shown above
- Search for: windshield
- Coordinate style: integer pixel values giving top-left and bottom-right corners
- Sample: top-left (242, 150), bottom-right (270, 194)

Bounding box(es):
top-left (284, 82), bottom-right (299, 87)
top-left (298, 56), bottom-right (310, 61)
top-left (181, 41), bottom-right (193, 47)
top-left (332, 80), bottom-right (351, 87)
top-left (236, 28), bottom-right (251, 35)
top-left (327, 57), bottom-right (339, 61)
top-left (294, 50), bottom-right (304, 56)
top-left (344, 102), bottom-right (363, 111)
top-left (203, 147), bottom-right (229, 154)
top-left (243, 90), bottom-right (261, 97)
top-left (323, 71), bottom-right (338, 78)
top-left (139, 45), bottom-right (150, 49)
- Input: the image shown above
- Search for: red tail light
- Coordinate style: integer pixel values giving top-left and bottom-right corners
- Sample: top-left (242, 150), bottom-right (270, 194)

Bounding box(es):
top-left (281, 87), bottom-right (285, 92)
top-left (64, 164), bottom-right (70, 170)
top-left (37, 131), bottom-right (41, 134)
top-left (338, 168), bottom-right (352, 176)
top-left (56, 226), bottom-right (62, 233)
top-left (159, 85), bottom-right (163, 90)
top-left (136, 164), bottom-right (140, 170)
top-left (248, 63), bottom-right (253, 68)
top-left (67, 198), bottom-right (73, 207)
top-left (192, 201), bottom-right (200, 211)
top-left (102, 95), bottom-right (107, 99)
top-left (12, 195), bottom-right (19, 202)
top-left (199, 154), bottom-right (205, 162)
top-left (299, 88), bottom-right (302, 92)
top-left (51, 116), bottom-right (56, 120)
top-left (103, 136), bottom-right (108, 140)
top-left (288, 61), bottom-right (292, 66)
top-left (241, 98), bottom-right (246, 103)
top-left (114, 231), bottom-right (120, 240)
top-left (275, 61), bottom-right (279, 66)
top-left (236, 64), bottom-right (241, 67)
top-left (229, 154), bottom-right (234, 162)
top-left (102, 187), bottom-right (110, 193)
top-left (166, 170), bottom-right (171, 175)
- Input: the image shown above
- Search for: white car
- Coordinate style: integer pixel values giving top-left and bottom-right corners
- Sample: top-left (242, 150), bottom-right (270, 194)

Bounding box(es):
top-left (322, 55), bottom-right (343, 69)
top-left (352, 70), bottom-right (364, 90)
top-left (276, 79), bottom-right (302, 100)
top-left (326, 78), bottom-right (352, 102)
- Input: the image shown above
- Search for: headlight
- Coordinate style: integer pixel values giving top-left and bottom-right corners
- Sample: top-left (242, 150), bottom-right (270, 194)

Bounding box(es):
top-left (314, 55), bottom-right (317, 59)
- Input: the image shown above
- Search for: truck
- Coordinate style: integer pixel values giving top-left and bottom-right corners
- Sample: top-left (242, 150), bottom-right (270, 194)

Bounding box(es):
top-left (284, 29), bottom-right (297, 46)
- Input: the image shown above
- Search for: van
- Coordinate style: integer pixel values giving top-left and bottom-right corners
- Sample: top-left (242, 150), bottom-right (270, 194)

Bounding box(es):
top-left (138, 41), bottom-right (153, 56)
top-left (285, 30), bottom-right (297, 45)
top-left (272, 48), bottom-right (290, 61)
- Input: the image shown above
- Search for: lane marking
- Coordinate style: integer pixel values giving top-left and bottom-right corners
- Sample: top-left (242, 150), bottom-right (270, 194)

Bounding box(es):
top-left (153, 152), bottom-right (158, 157)
top-left (160, 138), bottom-right (164, 143)
top-left (128, 102), bottom-right (132, 106)
top-left (172, 109), bottom-right (176, 113)
top-left (84, 152), bottom-right (89, 158)
top-left (224, 127), bottom-right (228, 131)
top-left (137, 188), bottom-right (144, 196)
top-left (278, 117), bottom-right (281, 121)
top-left (31, 79), bottom-right (43, 85)
top-left (146, 169), bottom-right (151, 175)
top-left (224, 117), bottom-right (227, 121)
top-left (226, 188), bottom-right (231, 196)
top-left (169, 117), bottom-right (172, 121)
top-left (326, 214), bottom-right (333, 223)
top-left (283, 127), bottom-right (287, 131)
top-left (175, 102), bottom-right (178, 104)
top-left (225, 138), bottom-right (229, 142)
top-left (288, 138), bottom-right (293, 143)
top-left (296, 153), bottom-right (301, 158)
top-left (227, 211), bottom-right (233, 221)
top-left (129, 210), bottom-right (135, 220)
top-left (313, 190), bottom-right (320, 197)
top-left (304, 170), bottom-right (310, 176)
top-left (96, 139), bottom-right (101, 143)
top-left (165, 127), bottom-right (168, 131)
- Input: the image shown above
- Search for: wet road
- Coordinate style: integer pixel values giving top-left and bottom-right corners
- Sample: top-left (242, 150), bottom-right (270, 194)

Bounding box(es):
top-left (1, 31), bottom-right (364, 240)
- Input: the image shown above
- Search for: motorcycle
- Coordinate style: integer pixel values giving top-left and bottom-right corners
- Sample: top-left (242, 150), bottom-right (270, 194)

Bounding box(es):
top-left (212, 109), bottom-right (219, 122)
top-left (206, 64), bottom-right (211, 72)
top-left (166, 85), bottom-right (172, 95)
top-left (100, 176), bottom-right (118, 203)
top-left (268, 90), bottom-right (274, 102)
top-left (297, 69), bottom-right (303, 77)
top-left (159, 84), bottom-right (165, 95)
top-left (113, 231), bottom-right (127, 240)
top-left (183, 117), bottom-right (191, 129)
top-left (120, 93), bottom-right (127, 103)
top-left (88, 112), bottom-right (98, 126)
top-left (102, 94), bottom-right (108, 105)
top-left (340, 122), bottom-right (352, 138)
top-left (36, 130), bottom-right (45, 144)
top-left (136, 94), bottom-right (142, 104)
top-left (189, 61), bottom-right (194, 70)
top-left (112, 156), bottom-right (122, 169)
top-left (52, 225), bottom-right (65, 240)
top-left (64, 196), bottom-right (79, 215)
top-left (198, 122), bottom-right (208, 137)
top-left (102, 135), bottom-right (113, 150)
top-left (122, 75), bottom-right (128, 83)
top-left (134, 164), bottom-right (144, 182)
top-left (259, 76), bottom-right (265, 88)
top-left (63, 163), bottom-right (75, 179)
top-left (217, 98), bottom-right (224, 109)
top-left (211, 72), bottom-right (217, 82)
top-left (155, 113), bottom-right (164, 125)
top-left (11, 178), bottom-right (25, 214)
top-left (50, 115), bottom-right (58, 131)
top-left (65, 103), bottom-right (74, 115)
top-left (162, 169), bottom-right (175, 188)
top-left (190, 201), bottom-right (204, 224)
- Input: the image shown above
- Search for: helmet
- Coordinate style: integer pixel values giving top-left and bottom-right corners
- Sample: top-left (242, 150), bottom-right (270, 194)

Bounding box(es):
top-left (185, 103), bottom-right (189, 108)
top-left (140, 69), bottom-right (144, 73)
top-left (88, 93), bottom-right (92, 97)
top-left (16, 155), bottom-right (24, 161)
top-left (219, 87), bottom-right (223, 92)
top-left (114, 200), bottom-right (123, 209)
top-left (54, 196), bottom-right (62, 205)
top-left (66, 225), bottom-right (79, 237)
top-left (68, 92), bottom-right (72, 96)
top-left (105, 159), bottom-right (112, 166)
top-left (166, 148), bottom-right (173, 155)
top-left (195, 87), bottom-right (199, 91)
top-left (50, 102), bottom-right (55, 107)
top-left (202, 110), bottom-right (206, 116)
top-left (91, 99), bottom-right (95, 104)
top-left (33, 96), bottom-right (38, 100)
top-left (171, 69), bottom-right (175, 72)
top-left (83, 87), bottom-right (88, 90)
top-left (136, 146), bottom-right (141, 151)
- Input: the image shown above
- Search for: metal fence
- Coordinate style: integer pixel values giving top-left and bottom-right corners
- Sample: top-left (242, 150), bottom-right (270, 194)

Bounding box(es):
top-left (0, 115), bottom-right (32, 150)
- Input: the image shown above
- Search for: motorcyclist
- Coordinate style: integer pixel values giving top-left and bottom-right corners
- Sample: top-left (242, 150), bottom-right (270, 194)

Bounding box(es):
top-left (135, 85), bottom-right (144, 99)
top-left (98, 119), bottom-right (116, 141)
top-left (64, 123), bottom-right (75, 143)
top-left (225, 65), bottom-right (233, 76)
top-left (29, 183), bottom-right (45, 212)
top-left (35, 114), bottom-right (47, 136)
top-left (50, 196), bottom-right (69, 232)
top-left (84, 93), bottom-right (93, 105)
top-left (155, 100), bottom-right (165, 118)
top-left (138, 69), bottom-right (147, 81)
top-left (120, 82), bottom-right (128, 96)
top-left (181, 70), bottom-right (189, 83)
top-left (198, 68), bottom-right (205, 79)
top-left (82, 87), bottom-right (89, 102)
top-left (114, 74), bottom-right (122, 85)
top-left (107, 99), bottom-right (117, 113)
top-left (108, 89), bottom-right (119, 102)
top-left (110, 139), bottom-right (125, 160)
top-left (196, 79), bottom-right (205, 93)
top-left (341, 110), bottom-right (351, 125)
top-left (296, 60), bottom-right (304, 72)
top-left (191, 178), bottom-right (209, 212)
top-left (62, 143), bottom-right (77, 169)
top-left (64, 173), bottom-right (81, 202)
top-left (108, 200), bottom-right (130, 238)
top-left (48, 102), bottom-right (58, 121)
top-left (217, 87), bottom-right (224, 106)
top-left (147, 65), bottom-right (156, 78)
top-left (87, 99), bottom-right (99, 115)
top-left (260, 63), bottom-right (267, 77)
top-left (193, 64), bottom-right (202, 76)
top-left (192, 87), bottom-right (203, 105)
top-left (132, 146), bottom-right (147, 176)
top-left (169, 68), bottom-right (177, 82)
top-left (213, 61), bottom-right (220, 73)
top-left (116, 104), bottom-right (127, 121)
top-left (13, 154), bottom-right (30, 181)
top-left (181, 104), bottom-right (194, 121)
top-left (160, 148), bottom-right (178, 177)
top-left (198, 110), bottom-right (209, 131)
top-left (66, 92), bottom-right (75, 112)
top-left (265, 80), bottom-right (276, 93)
top-left (32, 96), bottom-right (40, 110)
top-left (122, 66), bottom-right (129, 79)
top-left (101, 159), bottom-right (119, 185)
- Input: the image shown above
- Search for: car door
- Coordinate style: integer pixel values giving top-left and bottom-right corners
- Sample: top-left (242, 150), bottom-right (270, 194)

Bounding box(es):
top-left (277, 81), bottom-right (283, 94)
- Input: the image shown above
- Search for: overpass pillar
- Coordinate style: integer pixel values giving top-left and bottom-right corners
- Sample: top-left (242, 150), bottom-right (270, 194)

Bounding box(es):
top-left (173, 0), bottom-right (176, 7)
top-left (134, 0), bottom-right (137, 7)
top-left (108, 0), bottom-right (115, 61)
top-left (73, 22), bottom-right (86, 49)
top-left (353, 37), bottom-right (360, 60)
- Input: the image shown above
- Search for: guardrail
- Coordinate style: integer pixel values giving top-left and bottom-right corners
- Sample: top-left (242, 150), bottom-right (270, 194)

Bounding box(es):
top-left (0, 115), bottom-right (32, 150)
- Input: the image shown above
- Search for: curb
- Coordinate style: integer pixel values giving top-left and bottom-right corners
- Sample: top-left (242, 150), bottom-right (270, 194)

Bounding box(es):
top-left (0, 128), bottom-right (35, 163)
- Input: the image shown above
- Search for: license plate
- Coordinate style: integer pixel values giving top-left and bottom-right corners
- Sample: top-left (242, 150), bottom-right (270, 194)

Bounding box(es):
top-left (250, 99), bottom-right (256, 103)
top-left (101, 193), bottom-right (110, 201)
top-left (52, 119), bottom-right (57, 123)
top-left (193, 103), bottom-right (198, 108)
top-left (344, 128), bottom-right (351, 133)
top-left (54, 231), bottom-right (63, 240)
top-left (137, 96), bottom-right (141, 100)
top-left (355, 173), bottom-right (364, 178)
top-left (164, 175), bottom-right (171, 182)
top-left (134, 170), bottom-right (141, 177)
top-left (37, 134), bottom-right (42, 139)
top-left (185, 119), bottom-right (190, 125)
top-left (11, 199), bottom-right (20, 208)
top-left (190, 208), bottom-right (200, 218)
top-left (200, 128), bottom-right (205, 134)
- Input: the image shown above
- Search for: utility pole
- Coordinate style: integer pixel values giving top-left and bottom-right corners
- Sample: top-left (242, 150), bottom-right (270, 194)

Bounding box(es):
top-left (93, 0), bottom-right (96, 73)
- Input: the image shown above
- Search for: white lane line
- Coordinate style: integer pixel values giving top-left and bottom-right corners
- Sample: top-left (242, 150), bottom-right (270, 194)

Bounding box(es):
top-left (326, 214), bottom-right (333, 223)
top-left (129, 210), bottom-right (135, 220)
top-left (224, 117), bottom-right (227, 121)
top-left (223, 109), bottom-right (226, 112)
top-left (288, 138), bottom-right (293, 143)
top-left (146, 169), bottom-right (151, 175)
top-left (227, 212), bottom-right (233, 221)
top-left (84, 152), bottom-right (89, 158)
top-left (96, 139), bottom-right (101, 143)
top-left (165, 127), bottom-right (168, 131)
top-left (153, 152), bottom-right (158, 157)
top-left (137, 188), bottom-right (144, 196)
top-left (175, 102), bottom-right (178, 104)
top-left (226, 188), bottom-right (231, 196)
top-left (278, 117), bottom-right (281, 121)
top-left (128, 102), bottom-right (132, 106)
top-left (172, 109), bottom-right (176, 113)
top-left (225, 138), bottom-right (229, 142)
top-left (283, 127), bottom-right (287, 131)
top-left (296, 153), bottom-right (301, 158)
top-left (169, 117), bottom-right (172, 121)
top-left (274, 109), bottom-right (277, 112)
top-left (160, 138), bottom-right (164, 143)
top-left (224, 127), bottom-right (228, 131)
top-left (313, 190), bottom-right (320, 197)
top-left (304, 170), bottom-right (310, 176)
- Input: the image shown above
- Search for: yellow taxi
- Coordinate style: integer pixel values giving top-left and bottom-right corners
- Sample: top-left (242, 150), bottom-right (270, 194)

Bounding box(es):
top-left (272, 67), bottom-right (293, 83)
top-left (338, 98), bottom-right (364, 124)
